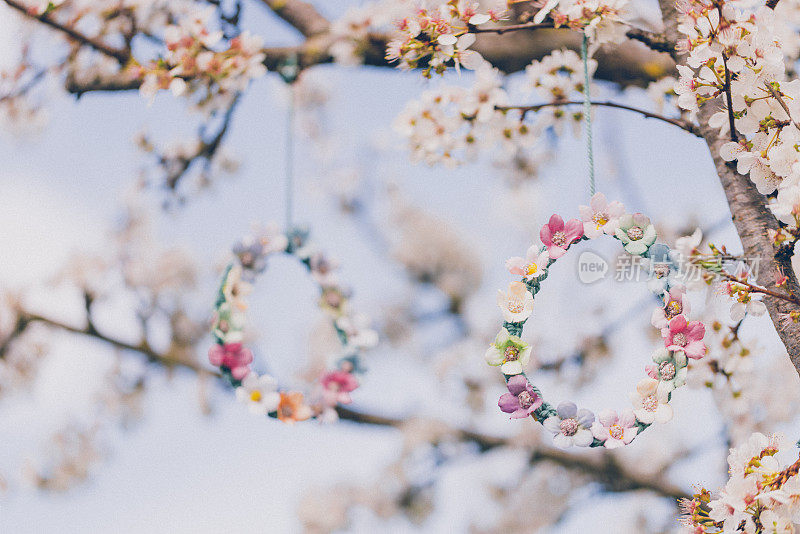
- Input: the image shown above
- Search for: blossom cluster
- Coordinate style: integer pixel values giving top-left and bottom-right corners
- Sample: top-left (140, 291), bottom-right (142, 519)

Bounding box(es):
top-left (688, 312), bottom-right (800, 445)
top-left (393, 65), bottom-right (531, 167)
top-left (531, 0), bottom-right (631, 44)
top-left (386, 0), bottom-right (504, 77)
top-left (134, 7), bottom-right (266, 113)
top-left (485, 193), bottom-right (708, 449)
top-left (680, 432), bottom-right (800, 533)
top-left (674, 0), bottom-right (800, 210)
top-left (393, 48), bottom-right (594, 167)
top-left (209, 224), bottom-right (377, 423)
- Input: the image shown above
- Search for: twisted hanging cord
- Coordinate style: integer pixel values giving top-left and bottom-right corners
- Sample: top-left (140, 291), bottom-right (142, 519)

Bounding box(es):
top-left (581, 32), bottom-right (595, 197)
top-left (278, 54), bottom-right (300, 230)
top-left (286, 86), bottom-right (295, 230)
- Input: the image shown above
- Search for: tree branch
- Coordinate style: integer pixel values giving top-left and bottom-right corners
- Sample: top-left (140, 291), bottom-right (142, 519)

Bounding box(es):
top-left (161, 92), bottom-right (241, 190)
top-left (256, 0), bottom-right (330, 37)
top-left (337, 407), bottom-right (689, 501)
top-left (625, 28), bottom-right (677, 60)
top-left (13, 306), bottom-right (687, 501)
top-left (17, 310), bottom-right (214, 376)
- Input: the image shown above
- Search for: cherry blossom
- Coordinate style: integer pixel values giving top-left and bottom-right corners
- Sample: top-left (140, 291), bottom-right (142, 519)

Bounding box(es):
top-left (276, 392), bottom-right (313, 424)
top-left (208, 342), bottom-right (253, 381)
top-left (320, 371), bottom-right (359, 406)
top-left (651, 285), bottom-right (691, 329)
top-left (646, 348), bottom-right (688, 391)
top-left (385, 1), bottom-right (503, 77)
top-left (614, 213), bottom-right (657, 256)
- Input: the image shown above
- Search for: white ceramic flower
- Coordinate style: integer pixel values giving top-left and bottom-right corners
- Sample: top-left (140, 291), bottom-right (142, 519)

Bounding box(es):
top-left (630, 378), bottom-right (673, 424)
top-left (543, 402), bottom-right (595, 448)
top-left (235, 373), bottom-right (281, 415)
top-left (497, 281), bottom-right (534, 323)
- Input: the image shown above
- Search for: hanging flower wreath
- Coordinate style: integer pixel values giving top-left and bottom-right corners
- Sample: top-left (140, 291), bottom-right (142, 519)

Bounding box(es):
top-left (488, 193), bottom-right (708, 449)
top-left (209, 224), bottom-right (378, 423)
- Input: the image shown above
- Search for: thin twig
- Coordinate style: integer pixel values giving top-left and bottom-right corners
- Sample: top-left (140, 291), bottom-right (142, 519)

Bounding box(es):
top-left (721, 52), bottom-right (738, 142)
top-left (337, 407), bottom-right (689, 501)
top-left (496, 100), bottom-right (701, 136)
top-left (764, 81), bottom-right (800, 132)
top-left (0, 68), bottom-right (47, 102)
top-left (163, 93), bottom-right (241, 190)
top-left (716, 271), bottom-right (800, 306)
top-left (2, 0), bottom-right (131, 64)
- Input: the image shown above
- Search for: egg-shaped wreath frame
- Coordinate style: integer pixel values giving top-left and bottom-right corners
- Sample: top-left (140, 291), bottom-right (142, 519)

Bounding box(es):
top-left (488, 193), bottom-right (707, 449)
top-left (209, 224), bottom-right (377, 423)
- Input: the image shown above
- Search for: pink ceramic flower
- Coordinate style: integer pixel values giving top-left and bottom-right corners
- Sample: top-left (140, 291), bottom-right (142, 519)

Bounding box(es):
top-left (540, 214), bottom-right (583, 259)
top-left (498, 375), bottom-right (543, 418)
top-left (651, 285), bottom-right (691, 329)
top-left (208, 342), bottom-right (253, 380)
top-left (663, 315), bottom-right (706, 359)
top-left (578, 193), bottom-right (625, 239)
top-left (506, 245), bottom-right (550, 281)
top-left (590, 409), bottom-right (638, 449)
top-left (320, 370), bottom-right (359, 405)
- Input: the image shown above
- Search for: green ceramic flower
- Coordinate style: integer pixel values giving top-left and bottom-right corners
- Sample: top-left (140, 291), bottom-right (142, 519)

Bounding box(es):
top-left (648, 348), bottom-right (687, 391)
top-left (615, 213), bottom-right (657, 255)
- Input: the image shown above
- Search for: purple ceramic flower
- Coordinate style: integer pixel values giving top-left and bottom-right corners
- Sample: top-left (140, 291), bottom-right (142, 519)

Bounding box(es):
top-left (498, 375), bottom-right (543, 419)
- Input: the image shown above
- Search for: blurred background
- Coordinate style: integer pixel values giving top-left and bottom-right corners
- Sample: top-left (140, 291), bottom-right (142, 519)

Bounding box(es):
top-left (0, 1), bottom-right (799, 532)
